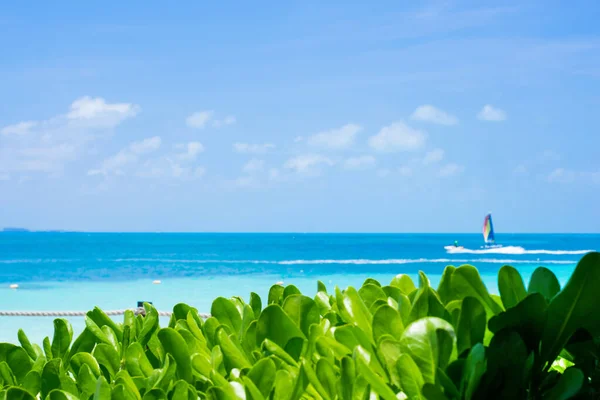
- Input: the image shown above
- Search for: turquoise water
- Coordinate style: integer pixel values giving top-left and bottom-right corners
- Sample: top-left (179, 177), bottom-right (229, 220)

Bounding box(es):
top-left (0, 233), bottom-right (597, 343)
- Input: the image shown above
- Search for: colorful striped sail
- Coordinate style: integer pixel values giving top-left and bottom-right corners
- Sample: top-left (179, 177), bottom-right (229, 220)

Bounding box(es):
top-left (483, 213), bottom-right (495, 244)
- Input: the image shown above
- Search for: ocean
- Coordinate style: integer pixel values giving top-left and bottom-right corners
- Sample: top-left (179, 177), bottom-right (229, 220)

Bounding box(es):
top-left (0, 232), bottom-right (597, 343)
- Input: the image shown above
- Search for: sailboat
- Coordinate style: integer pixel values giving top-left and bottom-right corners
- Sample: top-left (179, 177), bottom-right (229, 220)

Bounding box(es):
top-left (483, 213), bottom-right (501, 248)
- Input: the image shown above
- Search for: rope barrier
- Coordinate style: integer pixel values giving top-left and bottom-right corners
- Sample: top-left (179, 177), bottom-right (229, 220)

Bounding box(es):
top-left (0, 309), bottom-right (211, 318)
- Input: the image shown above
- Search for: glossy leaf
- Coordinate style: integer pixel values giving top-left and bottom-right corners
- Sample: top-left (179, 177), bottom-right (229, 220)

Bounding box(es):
top-left (437, 266), bottom-right (456, 305)
top-left (390, 274), bottom-right (417, 295)
top-left (282, 295), bottom-right (320, 337)
top-left (396, 353), bottom-right (424, 400)
top-left (257, 305), bottom-right (306, 349)
top-left (543, 367), bottom-right (584, 400)
top-left (157, 328), bottom-right (193, 383)
top-left (528, 266), bottom-right (561, 301)
top-left (541, 252), bottom-right (600, 368)
top-left (211, 298), bottom-right (242, 335)
top-left (372, 304), bottom-right (404, 343)
top-left (456, 297), bottom-right (486, 356)
top-left (400, 317), bottom-right (457, 384)
top-left (451, 265), bottom-right (503, 316)
top-left (498, 265), bottom-right (527, 309)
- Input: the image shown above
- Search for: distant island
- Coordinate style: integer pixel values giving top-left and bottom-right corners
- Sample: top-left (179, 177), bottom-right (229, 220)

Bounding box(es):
top-left (2, 227), bottom-right (30, 232)
top-left (1, 228), bottom-right (74, 233)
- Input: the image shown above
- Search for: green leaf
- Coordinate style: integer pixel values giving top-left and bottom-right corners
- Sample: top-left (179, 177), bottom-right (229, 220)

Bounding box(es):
top-left (250, 292), bottom-right (262, 320)
top-left (247, 357), bottom-right (276, 398)
top-left (335, 286), bottom-right (373, 342)
top-left (543, 367), bottom-right (584, 400)
top-left (84, 315), bottom-right (111, 346)
top-left (498, 265), bottom-right (527, 309)
top-left (437, 266), bottom-right (456, 305)
top-left (22, 370), bottom-right (41, 397)
top-left (355, 347), bottom-right (397, 400)
top-left (281, 294), bottom-right (320, 338)
top-left (273, 370), bottom-right (294, 400)
top-left (541, 252), bottom-right (600, 368)
top-left (0, 344), bottom-right (32, 383)
top-left (157, 328), bottom-right (193, 383)
top-left (70, 352), bottom-right (101, 377)
top-left (43, 337), bottom-right (52, 360)
top-left (488, 293), bottom-right (547, 352)
top-left (211, 297), bottom-right (243, 335)
top-left (76, 364), bottom-right (97, 400)
top-left (283, 284), bottom-right (301, 300)
top-left (41, 358), bottom-right (61, 400)
top-left (372, 304), bottom-right (404, 343)
top-left (88, 306), bottom-right (123, 342)
top-left (67, 328), bottom-right (96, 361)
top-left (268, 284), bottom-right (285, 305)
top-left (396, 353), bottom-right (424, 400)
top-left (0, 361), bottom-right (16, 386)
top-left (390, 274), bottom-right (417, 295)
top-left (456, 297), bottom-right (486, 356)
top-left (400, 317), bottom-right (457, 384)
top-left (257, 305), bottom-right (306, 349)
top-left (138, 303), bottom-right (159, 348)
top-left (125, 343), bottom-right (154, 378)
top-left (339, 356), bottom-right (355, 400)
top-left (17, 330), bottom-right (39, 361)
top-left (216, 328), bottom-right (252, 371)
top-left (460, 343), bottom-right (486, 400)
top-left (316, 358), bottom-right (337, 400)
top-left (47, 389), bottom-right (80, 400)
top-left (528, 266), bottom-right (561, 301)
top-left (421, 383), bottom-right (449, 400)
top-left (262, 340), bottom-right (298, 367)
top-left (142, 388), bottom-right (167, 400)
top-left (4, 387), bottom-right (35, 400)
top-left (358, 284), bottom-right (387, 311)
top-left (242, 376), bottom-right (266, 400)
top-left (300, 358), bottom-right (332, 400)
top-left (93, 375), bottom-right (111, 400)
top-left (451, 265), bottom-right (503, 316)
top-left (93, 343), bottom-right (120, 380)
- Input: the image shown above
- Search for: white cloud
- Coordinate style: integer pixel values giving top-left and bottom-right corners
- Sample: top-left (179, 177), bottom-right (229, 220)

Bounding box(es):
top-left (175, 141), bottom-right (204, 161)
top-left (546, 168), bottom-right (600, 184)
top-left (1, 121), bottom-right (37, 135)
top-left (439, 163), bottom-right (464, 177)
top-left (343, 155), bottom-right (376, 170)
top-left (213, 115), bottom-right (236, 128)
top-left (0, 172), bottom-right (11, 181)
top-left (368, 121), bottom-right (426, 152)
top-left (0, 96), bottom-right (140, 177)
top-left (423, 148), bottom-right (445, 165)
top-left (243, 158), bottom-right (265, 173)
top-left (411, 105), bottom-right (458, 125)
top-left (269, 168), bottom-right (281, 180)
top-left (308, 123), bottom-right (361, 150)
top-left (186, 111), bottom-right (214, 129)
top-left (130, 136), bottom-right (162, 154)
top-left (398, 166), bottom-right (413, 177)
top-left (88, 136), bottom-right (161, 176)
top-left (294, 136), bottom-right (304, 143)
top-left (67, 96), bottom-right (140, 128)
top-left (477, 105), bottom-right (507, 122)
top-left (233, 142), bottom-right (275, 154)
top-left (513, 164), bottom-right (528, 175)
top-left (284, 154), bottom-right (334, 174)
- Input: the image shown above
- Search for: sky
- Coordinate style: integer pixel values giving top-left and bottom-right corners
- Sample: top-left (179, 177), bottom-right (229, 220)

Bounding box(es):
top-left (1, 0), bottom-right (599, 233)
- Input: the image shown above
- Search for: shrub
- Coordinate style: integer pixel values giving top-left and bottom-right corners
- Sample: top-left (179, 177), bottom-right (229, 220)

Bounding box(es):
top-left (1, 252), bottom-right (600, 399)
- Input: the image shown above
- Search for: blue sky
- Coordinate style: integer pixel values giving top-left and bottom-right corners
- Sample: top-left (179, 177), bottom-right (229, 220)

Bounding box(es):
top-left (1, 0), bottom-right (599, 233)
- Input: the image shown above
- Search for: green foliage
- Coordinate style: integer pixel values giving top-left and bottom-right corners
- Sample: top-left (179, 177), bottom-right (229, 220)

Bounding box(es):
top-left (1, 252), bottom-right (600, 399)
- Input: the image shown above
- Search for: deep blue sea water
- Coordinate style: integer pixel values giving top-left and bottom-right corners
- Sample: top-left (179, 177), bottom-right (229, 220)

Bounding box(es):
top-left (0, 233), bottom-right (597, 342)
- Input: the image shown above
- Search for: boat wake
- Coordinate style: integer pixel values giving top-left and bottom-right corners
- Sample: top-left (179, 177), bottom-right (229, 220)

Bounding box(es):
top-left (444, 245), bottom-right (593, 255)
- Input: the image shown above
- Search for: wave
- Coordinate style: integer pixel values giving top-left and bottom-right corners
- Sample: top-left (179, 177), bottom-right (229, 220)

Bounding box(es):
top-left (444, 245), bottom-right (594, 255)
top-left (1, 257), bottom-right (580, 266)
top-left (113, 257), bottom-right (576, 265)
